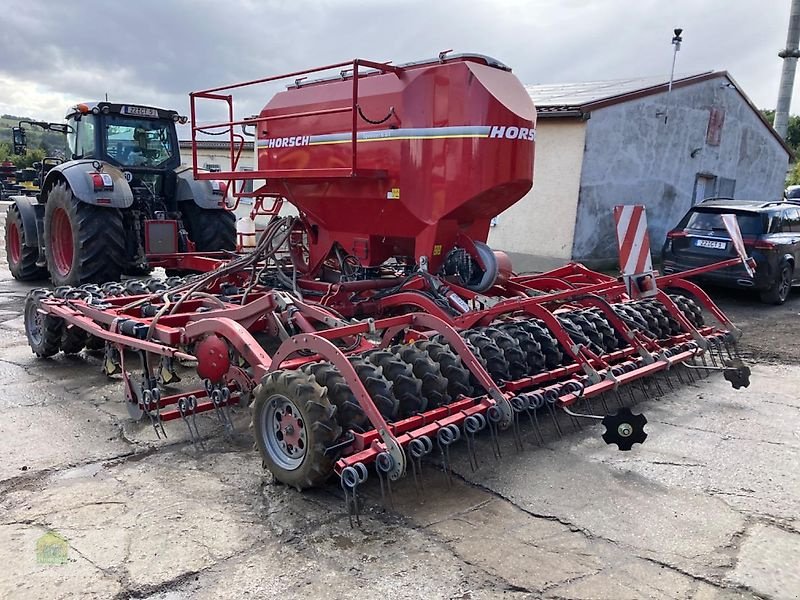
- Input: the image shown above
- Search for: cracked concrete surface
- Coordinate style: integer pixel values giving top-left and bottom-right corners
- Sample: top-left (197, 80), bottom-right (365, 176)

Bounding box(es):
top-left (0, 219), bottom-right (799, 598)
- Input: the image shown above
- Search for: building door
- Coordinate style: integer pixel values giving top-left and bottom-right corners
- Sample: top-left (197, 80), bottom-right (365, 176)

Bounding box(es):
top-left (693, 174), bottom-right (717, 204)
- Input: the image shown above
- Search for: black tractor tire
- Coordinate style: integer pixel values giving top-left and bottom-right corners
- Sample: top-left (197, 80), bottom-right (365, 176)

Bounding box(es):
top-left (461, 329), bottom-right (510, 384)
top-left (6, 203), bottom-right (47, 281)
top-left (497, 322), bottom-right (546, 377)
top-left (348, 355), bottom-right (399, 421)
top-left (482, 326), bottom-right (529, 380)
top-left (760, 263), bottom-right (793, 305)
top-left (43, 183), bottom-right (126, 286)
top-left (363, 349), bottom-right (424, 417)
top-left (180, 202), bottom-right (236, 252)
top-left (392, 343), bottom-right (450, 409)
top-left (251, 369), bottom-right (341, 490)
top-left (302, 361), bottom-right (369, 433)
top-left (60, 325), bottom-right (89, 355)
top-left (24, 293), bottom-right (63, 357)
top-left (669, 294), bottom-right (705, 327)
top-left (581, 310), bottom-right (618, 353)
top-left (519, 320), bottom-right (563, 369)
top-left (414, 340), bottom-right (473, 400)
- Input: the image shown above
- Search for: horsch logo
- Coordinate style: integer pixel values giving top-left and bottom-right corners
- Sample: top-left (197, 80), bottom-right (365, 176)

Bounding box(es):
top-left (489, 126), bottom-right (535, 141)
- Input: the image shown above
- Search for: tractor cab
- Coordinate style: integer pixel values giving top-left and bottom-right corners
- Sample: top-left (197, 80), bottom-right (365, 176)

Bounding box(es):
top-left (65, 102), bottom-right (183, 173)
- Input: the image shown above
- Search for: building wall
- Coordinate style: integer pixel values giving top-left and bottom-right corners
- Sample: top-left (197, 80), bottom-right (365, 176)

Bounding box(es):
top-left (178, 146), bottom-right (254, 172)
top-left (488, 119), bottom-right (586, 268)
top-left (572, 78), bottom-right (790, 264)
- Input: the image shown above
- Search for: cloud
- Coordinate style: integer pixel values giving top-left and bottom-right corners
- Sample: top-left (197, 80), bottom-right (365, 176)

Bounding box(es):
top-left (0, 0), bottom-right (794, 127)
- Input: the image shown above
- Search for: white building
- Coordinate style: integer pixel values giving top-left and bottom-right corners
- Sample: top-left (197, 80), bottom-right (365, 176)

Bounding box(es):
top-left (488, 72), bottom-right (792, 269)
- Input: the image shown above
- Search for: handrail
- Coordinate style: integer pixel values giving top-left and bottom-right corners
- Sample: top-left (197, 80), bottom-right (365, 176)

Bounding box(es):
top-left (189, 58), bottom-right (402, 190)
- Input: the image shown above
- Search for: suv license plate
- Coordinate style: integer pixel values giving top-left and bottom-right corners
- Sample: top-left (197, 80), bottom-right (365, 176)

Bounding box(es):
top-left (695, 239), bottom-right (726, 250)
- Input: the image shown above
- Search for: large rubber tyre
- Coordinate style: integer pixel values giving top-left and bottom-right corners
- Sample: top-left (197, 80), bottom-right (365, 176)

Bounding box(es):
top-left (251, 369), bottom-right (342, 490)
top-left (414, 340), bottom-right (473, 400)
top-left (180, 202), bottom-right (236, 252)
top-left (760, 263), bottom-right (793, 305)
top-left (302, 361), bottom-right (370, 433)
top-left (6, 203), bottom-right (47, 281)
top-left (43, 183), bottom-right (126, 286)
top-left (392, 343), bottom-right (450, 409)
top-left (24, 293), bottom-right (62, 357)
top-left (363, 349), bottom-right (424, 417)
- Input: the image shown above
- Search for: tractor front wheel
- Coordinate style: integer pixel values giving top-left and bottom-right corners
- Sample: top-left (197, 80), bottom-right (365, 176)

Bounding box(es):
top-left (5, 202), bottom-right (47, 281)
top-left (43, 183), bottom-right (126, 286)
top-left (180, 202), bottom-right (236, 252)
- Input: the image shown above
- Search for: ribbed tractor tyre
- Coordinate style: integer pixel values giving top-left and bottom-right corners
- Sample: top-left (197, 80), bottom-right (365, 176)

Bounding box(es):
top-left (638, 301), bottom-right (671, 339)
top-left (251, 369), bottom-right (342, 490)
top-left (670, 294), bottom-right (705, 327)
top-left (348, 355), bottom-right (399, 420)
top-left (461, 329), bottom-right (510, 384)
top-left (364, 349), bottom-right (424, 417)
top-left (497, 322), bottom-right (546, 376)
top-left (561, 312), bottom-right (604, 354)
top-left (179, 202), bottom-right (236, 252)
top-left (629, 303), bottom-right (664, 339)
top-left (24, 293), bottom-right (63, 357)
top-left (612, 303), bottom-right (650, 341)
top-left (481, 326), bottom-right (529, 380)
top-left (302, 362), bottom-right (370, 433)
top-left (5, 202), bottom-right (47, 281)
top-left (60, 325), bottom-right (88, 355)
top-left (414, 340), bottom-right (473, 400)
top-left (392, 343), bottom-right (450, 409)
top-left (43, 183), bottom-right (126, 286)
top-left (581, 309), bottom-right (618, 353)
top-left (518, 320), bottom-right (563, 370)
top-left (85, 335), bottom-right (106, 352)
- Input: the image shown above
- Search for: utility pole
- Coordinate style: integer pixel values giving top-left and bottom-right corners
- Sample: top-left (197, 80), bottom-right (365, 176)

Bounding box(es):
top-left (668, 28), bottom-right (683, 94)
top-left (775, 0), bottom-right (800, 139)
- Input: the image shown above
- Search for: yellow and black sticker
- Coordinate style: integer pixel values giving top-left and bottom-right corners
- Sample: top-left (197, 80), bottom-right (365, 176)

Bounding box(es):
top-left (433, 244), bottom-right (443, 256)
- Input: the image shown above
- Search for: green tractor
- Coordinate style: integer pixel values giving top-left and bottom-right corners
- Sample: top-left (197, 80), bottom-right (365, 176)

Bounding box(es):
top-left (5, 102), bottom-right (235, 286)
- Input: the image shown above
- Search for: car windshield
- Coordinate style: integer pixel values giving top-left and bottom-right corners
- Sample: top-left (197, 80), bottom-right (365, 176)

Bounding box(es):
top-left (104, 116), bottom-right (174, 167)
top-left (684, 210), bottom-right (764, 236)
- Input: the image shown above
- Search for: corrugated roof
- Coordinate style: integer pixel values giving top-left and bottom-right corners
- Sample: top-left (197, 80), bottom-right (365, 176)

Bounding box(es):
top-left (526, 71), bottom-right (792, 158)
top-left (526, 74), bottom-right (679, 108)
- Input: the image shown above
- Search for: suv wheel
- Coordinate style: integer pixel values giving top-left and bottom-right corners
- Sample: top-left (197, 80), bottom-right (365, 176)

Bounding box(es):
top-left (760, 263), bottom-right (793, 305)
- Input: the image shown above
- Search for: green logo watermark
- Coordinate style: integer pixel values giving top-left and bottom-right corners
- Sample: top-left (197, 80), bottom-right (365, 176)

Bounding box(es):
top-left (36, 531), bottom-right (68, 565)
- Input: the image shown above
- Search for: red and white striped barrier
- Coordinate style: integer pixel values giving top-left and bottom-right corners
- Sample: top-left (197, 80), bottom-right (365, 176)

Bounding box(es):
top-left (614, 205), bottom-right (657, 298)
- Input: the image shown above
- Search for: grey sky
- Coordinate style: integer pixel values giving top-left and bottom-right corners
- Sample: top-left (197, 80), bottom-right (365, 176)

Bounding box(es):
top-left (0, 0), bottom-right (795, 129)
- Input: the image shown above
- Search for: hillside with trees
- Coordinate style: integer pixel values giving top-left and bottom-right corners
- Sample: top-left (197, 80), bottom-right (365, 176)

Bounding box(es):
top-left (0, 114), bottom-right (67, 168)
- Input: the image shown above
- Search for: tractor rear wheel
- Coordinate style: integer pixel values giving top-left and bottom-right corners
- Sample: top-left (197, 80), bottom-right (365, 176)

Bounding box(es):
top-left (5, 202), bottom-right (47, 281)
top-left (43, 183), bottom-right (126, 286)
top-left (251, 369), bottom-right (341, 490)
top-left (180, 202), bottom-right (236, 252)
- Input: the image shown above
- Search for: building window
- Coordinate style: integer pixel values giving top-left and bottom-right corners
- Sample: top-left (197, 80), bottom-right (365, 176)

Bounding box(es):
top-left (693, 174), bottom-right (736, 204)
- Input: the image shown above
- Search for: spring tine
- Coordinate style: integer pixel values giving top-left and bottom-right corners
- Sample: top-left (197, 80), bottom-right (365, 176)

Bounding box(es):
top-left (409, 437), bottom-right (430, 500)
top-left (178, 397), bottom-right (195, 446)
top-left (437, 425), bottom-right (460, 486)
top-left (544, 401), bottom-right (563, 438)
top-left (463, 415), bottom-right (484, 471)
top-left (341, 464), bottom-right (367, 528)
top-left (613, 389), bottom-right (625, 409)
top-left (598, 392), bottom-right (610, 415)
top-left (376, 452), bottom-right (394, 510)
top-left (187, 396), bottom-right (205, 450)
top-left (487, 415), bottom-right (502, 460)
top-left (510, 397), bottom-right (525, 451)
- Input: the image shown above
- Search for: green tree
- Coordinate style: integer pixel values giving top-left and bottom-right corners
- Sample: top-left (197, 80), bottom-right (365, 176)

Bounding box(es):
top-left (761, 109), bottom-right (800, 156)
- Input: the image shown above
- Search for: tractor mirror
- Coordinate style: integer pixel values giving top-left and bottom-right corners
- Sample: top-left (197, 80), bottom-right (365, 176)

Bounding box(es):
top-left (12, 127), bottom-right (27, 155)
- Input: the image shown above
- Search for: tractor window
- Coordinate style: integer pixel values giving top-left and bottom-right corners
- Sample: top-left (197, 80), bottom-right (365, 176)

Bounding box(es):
top-left (104, 116), bottom-right (175, 167)
top-left (74, 117), bottom-right (96, 159)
